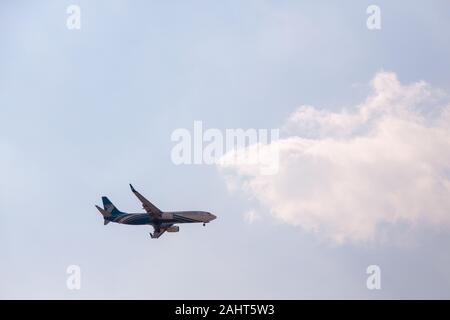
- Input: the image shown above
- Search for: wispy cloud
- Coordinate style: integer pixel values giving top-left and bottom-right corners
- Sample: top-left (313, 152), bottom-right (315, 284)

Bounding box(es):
top-left (218, 71), bottom-right (450, 245)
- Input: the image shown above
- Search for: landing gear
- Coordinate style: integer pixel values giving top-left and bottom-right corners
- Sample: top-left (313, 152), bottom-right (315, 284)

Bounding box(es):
top-left (203, 223), bottom-right (206, 226)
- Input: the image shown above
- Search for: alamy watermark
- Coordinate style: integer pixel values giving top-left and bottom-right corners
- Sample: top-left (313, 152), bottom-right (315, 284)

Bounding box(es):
top-left (171, 121), bottom-right (280, 175)
top-left (66, 5), bottom-right (81, 30)
top-left (66, 265), bottom-right (81, 290)
top-left (366, 265), bottom-right (381, 290)
top-left (366, 5), bottom-right (381, 30)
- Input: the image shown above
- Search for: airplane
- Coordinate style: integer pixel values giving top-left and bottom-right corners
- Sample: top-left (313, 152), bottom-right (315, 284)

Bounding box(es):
top-left (95, 184), bottom-right (216, 239)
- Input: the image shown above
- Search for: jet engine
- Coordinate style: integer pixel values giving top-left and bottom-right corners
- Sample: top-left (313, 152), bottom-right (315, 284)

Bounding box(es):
top-left (166, 226), bottom-right (179, 233)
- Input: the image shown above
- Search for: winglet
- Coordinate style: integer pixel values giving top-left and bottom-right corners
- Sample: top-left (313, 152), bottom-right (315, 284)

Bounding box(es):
top-left (130, 184), bottom-right (136, 192)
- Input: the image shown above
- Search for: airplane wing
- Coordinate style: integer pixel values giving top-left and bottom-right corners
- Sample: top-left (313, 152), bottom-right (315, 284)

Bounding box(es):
top-left (129, 184), bottom-right (162, 218)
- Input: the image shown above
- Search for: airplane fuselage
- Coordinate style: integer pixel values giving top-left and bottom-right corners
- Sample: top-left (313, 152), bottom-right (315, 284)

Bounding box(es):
top-left (105, 211), bottom-right (215, 226)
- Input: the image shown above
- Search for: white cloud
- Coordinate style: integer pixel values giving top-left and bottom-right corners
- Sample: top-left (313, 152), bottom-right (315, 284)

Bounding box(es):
top-left (218, 72), bottom-right (450, 244)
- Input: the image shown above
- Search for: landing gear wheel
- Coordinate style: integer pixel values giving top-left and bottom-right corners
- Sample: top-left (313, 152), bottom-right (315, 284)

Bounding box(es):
top-left (203, 223), bottom-right (206, 226)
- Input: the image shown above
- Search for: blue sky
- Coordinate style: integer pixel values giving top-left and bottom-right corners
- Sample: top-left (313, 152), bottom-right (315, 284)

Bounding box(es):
top-left (1, 1), bottom-right (450, 299)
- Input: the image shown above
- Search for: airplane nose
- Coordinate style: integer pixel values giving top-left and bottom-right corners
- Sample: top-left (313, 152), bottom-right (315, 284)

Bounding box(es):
top-left (209, 213), bottom-right (217, 221)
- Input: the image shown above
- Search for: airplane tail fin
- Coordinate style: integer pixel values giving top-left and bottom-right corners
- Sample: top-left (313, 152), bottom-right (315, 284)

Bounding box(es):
top-left (95, 197), bottom-right (123, 225)
top-left (101, 197), bottom-right (123, 215)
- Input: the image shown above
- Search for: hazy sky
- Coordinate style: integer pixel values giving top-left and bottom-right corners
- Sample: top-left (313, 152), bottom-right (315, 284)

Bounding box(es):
top-left (1, 1), bottom-right (450, 299)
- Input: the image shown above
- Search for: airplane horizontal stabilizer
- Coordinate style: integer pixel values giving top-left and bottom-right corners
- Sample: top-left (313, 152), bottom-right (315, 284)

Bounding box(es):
top-left (95, 205), bottom-right (109, 216)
